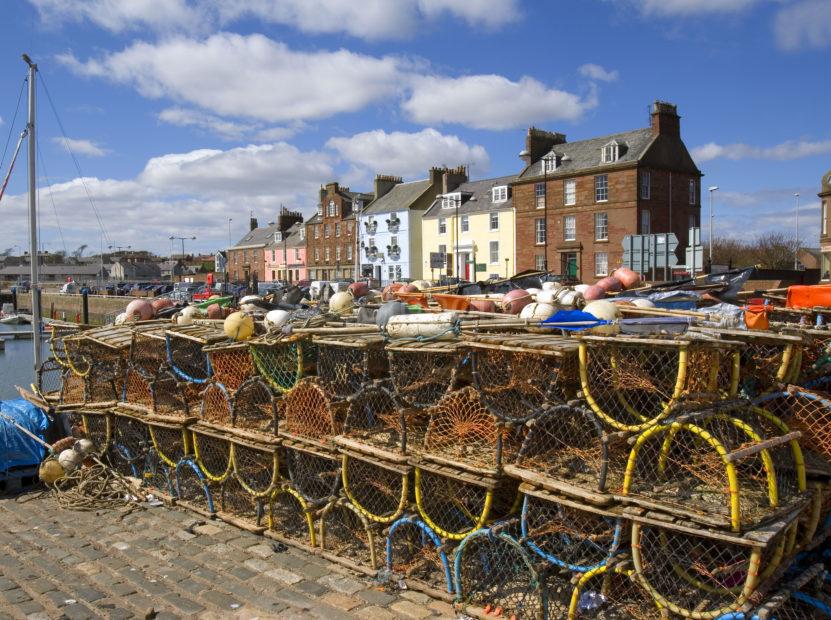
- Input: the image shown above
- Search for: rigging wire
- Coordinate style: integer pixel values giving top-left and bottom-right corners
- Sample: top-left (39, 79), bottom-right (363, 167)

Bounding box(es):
top-left (0, 76), bottom-right (27, 174)
top-left (36, 133), bottom-right (68, 256)
top-left (37, 72), bottom-right (111, 247)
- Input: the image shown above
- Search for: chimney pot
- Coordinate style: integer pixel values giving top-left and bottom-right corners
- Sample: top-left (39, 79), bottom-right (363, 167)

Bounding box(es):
top-left (651, 100), bottom-right (681, 137)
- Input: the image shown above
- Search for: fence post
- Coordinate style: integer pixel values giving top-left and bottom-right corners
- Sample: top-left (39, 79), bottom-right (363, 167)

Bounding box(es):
top-left (82, 291), bottom-right (89, 325)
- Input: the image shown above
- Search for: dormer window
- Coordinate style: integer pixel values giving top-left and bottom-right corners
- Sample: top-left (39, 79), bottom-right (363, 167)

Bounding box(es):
top-left (602, 140), bottom-right (626, 164)
top-left (317, 203), bottom-right (323, 216)
top-left (327, 200), bottom-right (337, 217)
top-left (543, 155), bottom-right (559, 173)
top-left (441, 193), bottom-right (461, 209)
top-left (492, 186), bottom-right (508, 203)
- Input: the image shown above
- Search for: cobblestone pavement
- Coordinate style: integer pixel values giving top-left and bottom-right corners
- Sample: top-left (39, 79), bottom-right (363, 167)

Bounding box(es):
top-left (0, 493), bottom-right (455, 619)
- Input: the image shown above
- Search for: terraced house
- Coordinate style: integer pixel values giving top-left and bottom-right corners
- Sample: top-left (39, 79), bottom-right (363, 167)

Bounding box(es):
top-left (512, 101), bottom-right (701, 281)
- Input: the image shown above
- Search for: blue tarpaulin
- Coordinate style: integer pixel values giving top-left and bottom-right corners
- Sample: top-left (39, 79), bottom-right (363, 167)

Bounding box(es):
top-left (0, 399), bottom-right (49, 472)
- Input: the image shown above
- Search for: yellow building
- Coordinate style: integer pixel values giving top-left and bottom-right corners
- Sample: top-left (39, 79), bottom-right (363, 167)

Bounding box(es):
top-left (421, 175), bottom-right (516, 281)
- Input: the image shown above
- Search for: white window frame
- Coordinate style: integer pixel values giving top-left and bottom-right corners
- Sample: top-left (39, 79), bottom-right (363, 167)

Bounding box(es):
top-left (388, 265), bottom-right (395, 280)
top-left (535, 254), bottom-right (546, 271)
top-left (492, 186), bottom-right (508, 203)
top-left (641, 171), bottom-right (651, 199)
top-left (461, 215), bottom-right (469, 233)
top-left (602, 143), bottom-right (618, 163)
top-left (535, 218), bottom-right (546, 245)
top-left (595, 252), bottom-right (609, 276)
top-left (294, 248), bottom-right (300, 261)
top-left (535, 182), bottom-right (546, 209)
top-left (594, 212), bottom-right (608, 241)
top-left (489, 241), bottom-right (499, 264)
top-left (543, 155), bottom-right (558, 173)
top-left (390, 236), bottom-right (399, 250)
top-left (823, 200), bottom-right (828, 236)
top-left (324, 224), bottom-right (330, 238)
top-left (327, 200), bottom-right (337, 217)
top-left (299, 228), bottom-right (305, 241)
top-left (335, 246), bottom-right (341, 261)
top-left (438, 218), bottom-right (447, 235)
top-left (314, 248), bottom-right (320, 261)
top-left (595, 175), bottom-right (608, 203)
top-left (489, 211), bottom-right (499, 231)
top-left (564, 179), bottom-right (576, 206)
top-left (564, 215), bottom-right (576, 241)
top-left (641, 210), bottom-right (651, 235)
top-left (314, 226), bottom-right (319, 240)
top-left (441, 193), bottom-right (461, 209)
top-left (324, 247), bottom-right (330, 262)
top-left (346, 244), bottom-right (353, 260)
top-left (335, 223), bottom-right (340, 237)
top-left (689, 179), bottom-right (696, 205)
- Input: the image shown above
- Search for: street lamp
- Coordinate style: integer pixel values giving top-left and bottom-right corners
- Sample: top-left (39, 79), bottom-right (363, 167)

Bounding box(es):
top-left (708, 186), bottom-right (718, 266)
top-left (228, 218), bottom-right (233, 249)
top-left (794, 192), bottom-right (801, 270)
top-left (169, 235), bottom-right (196, 282)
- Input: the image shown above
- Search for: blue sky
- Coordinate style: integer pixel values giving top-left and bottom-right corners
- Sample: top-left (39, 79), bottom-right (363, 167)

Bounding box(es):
top-left (0, 0), bottom-right (829, 257)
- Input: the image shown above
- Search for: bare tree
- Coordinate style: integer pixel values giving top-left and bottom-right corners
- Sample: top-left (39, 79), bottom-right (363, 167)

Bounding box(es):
top-left (72, 244), bottom-right (88, 259)
top-left (711, 233), bottom-right (800, 269)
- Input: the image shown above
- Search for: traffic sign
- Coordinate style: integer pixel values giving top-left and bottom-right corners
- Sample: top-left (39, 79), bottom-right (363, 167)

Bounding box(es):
top-left (622, 233), bottom-right (679, 273)
top-left (429, 252), bottom-right (446, 269)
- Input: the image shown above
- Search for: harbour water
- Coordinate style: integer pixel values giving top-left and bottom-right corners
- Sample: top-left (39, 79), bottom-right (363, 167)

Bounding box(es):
top-left (0, 325), bottom-right (47, 400)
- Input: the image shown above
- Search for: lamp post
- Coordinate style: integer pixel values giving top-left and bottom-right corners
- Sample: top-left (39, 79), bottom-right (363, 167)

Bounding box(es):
top-left (794, 192), bottom-right (801, 270)
top-left (169, 235), bottom-right (196, 282)
top-left (228, 218), bottom-right (233, 249)
top-left (707, 186), bottom-right (718, 267)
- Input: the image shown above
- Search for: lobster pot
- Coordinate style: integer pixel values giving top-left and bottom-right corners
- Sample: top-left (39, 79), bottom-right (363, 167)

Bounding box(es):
top-left (314, 334), bottom-right (388, 398)
top-left (249, 335), bottom-right (315, 394)
top-left (283, 439), bottom-right (341, 503)
top-left (630, 518), bottom-right (791, 619)
top-left (174, 458), bottom-right (216, 516)
top-left (753, 388), bottom-right (831, 464)
top-left (69, 326), bottom-right (133, 399)
top-left (60, 409), bottom-right (112, 456)
top-left (199, 381), bottom-right (233, 428)
top-left (122, 366), bottom-right (154, 412)
top-left (520, 485), bottom-right (623, 573)
top-left (148, 369), bottom-right (200, 420)
top-left (165, 324), bottom-right (226, 384)
top-left (579, 336), bottom-right (741, 432)
top-left (281, 377), bottom-right (346, 447)
top-left (61, 332), bottom-right (96, 378)
top-left (109, 410), bottom-right (151, 478)
top-left (623, 402), bottom-right (807, 532)
top-left (387, 340), bottom-right (467, 408)
top-left (693, 327), bottom-right (803, 396)
top-left (318, 497), bottom-right (381, 572)
top-left (147, 419), bottom-right (192, 468)
top-left (567, 563), bottom-right (663, 620)
top-left (415, 464), bottom-right (518, 541)
top-left (419, 387), bottom-right (520, 475)
top-left (454, 528), bottom-right (547, 620)
top-left (143, 448), bottom-right (175, 498)
top-left (59, 369), bottom-right (86, 407)
top-left (338, 381), bottom-right (420, 457)
top-left (48, 324), bottom-right (82, 368)
top-left (129, 324), bottom-right (169, 380)
top-left (268, 486), bottom-right (317, 547)
top-left (386, 516), bottom-right (455, 596)
top-left (505, 403), bottom-right (621, 500)
top-left (748, 563), bottom-right (831, 619)
top-left (232, 376), bottom-right (279, 439)
top-left (204, 341), bottom-right (254, 394)
top-left (190, 425), bottom-right (233, 484)
top-left (218, 475), bottom-right (267, 528)
top-left (232, 437), bottom-right (280, 498)
top-left (85, 371), bottom-right (121, 405)
top-left (467, 334), bottom-right (580, 422)
top-left (788, 328), bottom-right (831, 386)
top-left (37, 358), bottom-right (64, 401)
top-left (340, 452), bottom-right (410, 524)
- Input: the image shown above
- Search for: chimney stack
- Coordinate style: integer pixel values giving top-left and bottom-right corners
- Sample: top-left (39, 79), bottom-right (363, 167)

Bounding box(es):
top-left (249, 215), bottom-right (258, 231)
top-left (651, 101), bottom-right (680, 137)
top-left (374, 174), bottom-right (402, 200)
top-left (520, 128), bottom-right (567, 165)
top-left (442, 165), bottom-right (468, 194)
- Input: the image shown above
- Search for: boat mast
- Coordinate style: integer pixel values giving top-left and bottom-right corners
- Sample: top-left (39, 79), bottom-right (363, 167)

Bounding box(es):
top-left (23, 53), bottom-right (42, 371)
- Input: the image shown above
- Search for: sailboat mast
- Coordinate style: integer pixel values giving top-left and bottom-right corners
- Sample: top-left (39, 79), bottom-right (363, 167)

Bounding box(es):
top-left (23, 53), bottom-right (42, 371)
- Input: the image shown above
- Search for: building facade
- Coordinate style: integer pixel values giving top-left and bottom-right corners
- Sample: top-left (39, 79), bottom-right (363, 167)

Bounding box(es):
top-left (421, 175), bottom-right (518, 281)
top-left (305, 182), bottom-right (373, 281)
top-left (513, 102), bottom-right (701, 282)
top-left (263, 221), bottom-right (307, 283)
top-left (358, 167), bottom-right (467, 284)
top-left (820, 170), bottom-right (831, 280)
top-left (227, 216), bottom-right (267, 284)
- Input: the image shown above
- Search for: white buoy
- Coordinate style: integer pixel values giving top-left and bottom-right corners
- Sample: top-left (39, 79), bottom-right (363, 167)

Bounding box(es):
top-left (583, 300), bottom-right (621, 335)
top-left (385, 312), bottom-right (458, 340)
top-left (265, 309), bottom-right (290, 328)
top-left (520, 302), bottom-right (556, 321)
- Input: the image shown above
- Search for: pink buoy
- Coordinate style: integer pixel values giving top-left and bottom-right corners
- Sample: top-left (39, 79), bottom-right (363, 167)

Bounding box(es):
top-left (501, 289), bottom-right (532, 314)
top-left (348, 281), bottom-right (369, 298)
top-left (582, 285), bottom-right (606, 301)
top-left (206, 303), bottom-right (223, 319)
top-left (596, 276), bottom-right (622, 293)
top-left (469, 299), bottom-right (497, 313)
top-left (125, 299), bottom-right (154, 321)
top-left (151, 298), bottom-right (173, 313)
top-left (613, 267), bottom-right (641, 290)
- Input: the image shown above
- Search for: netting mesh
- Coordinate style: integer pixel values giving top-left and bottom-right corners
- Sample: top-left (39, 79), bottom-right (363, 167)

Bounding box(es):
top-left (386, 516), bottom-right (454, 594)
top-left (282, 378), bottom-right (344, 442)
top-left (110, 413), bottom-right (150, 477)
top-left (143, 448), bottom-right (174, 497)
top-left (232, 377), bottom-right (278, 437)
top-left (166, 334), bottom-right (212, 383)
top-left (80, 411), bottom-right (112, 454)
top-left (232, 441), bottom-right (279, 497)
top-left (342, 382), bottom-right (416, 454)
top-left (148, 422), bottom-right (190, 467)
top-left (736, 341), bottom-right (799, 396)
top-left (319, 498), bottom-right (380, 569)
top-left (569, 565), bottom-right (663, 620)
top-left (268, 486), bottom-right (317, 546)
top-left (454, 529), bottom-right (546, 620)
top-left (415, 468), bottom-right (517, 540)
top-left (421, 387), bottom-right (518, 473)
top-left (174, 458), bottom-right (215, 514)
top-left (191, 428), bottom-right (233, 483)
top-left (152, 370), bottom-right (199, 418)
top-left (206, 344), bottom-right (254, 393)
top-left (284, 445), bottom-right (341, 503)
top-left (60, 369), bottom-right (86, 406)
top-left (129, 330), bottom-right (168, 380)
top-left (122, 367), bottom-right (154, 410)
top-left (471, 347), bottom-right (578, 422)
top-left (520, 492), bottom-right (621, 572)
top-left (199, 382), bottom-right (233, 427)
top-left (219, 475), bottom-right (266, 525)
top-left (341, 455), bottom-right (409, 523)
top-left (388, 347), bottom-right (462, 408)
top-left (48, 325), bottom-right (77, 367)
top-left (37, 358), bottom-right (64, 397)
top-left (250, 338), bottom-right (315, 393)
top-left (62, 335), bottom-right (94, 377)
top-left (317, 340), bottom-right (388, 398)
top-left (795, 330), bottom-right (831, 385)
top-left (755, 389), bottom-right (831, 462)
top-left (685, 345), bottom-right (740, 398)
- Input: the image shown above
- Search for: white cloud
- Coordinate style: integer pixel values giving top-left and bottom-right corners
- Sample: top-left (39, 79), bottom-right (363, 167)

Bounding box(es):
top-left (711, 186), bottom-right (820, 242)
top-left (774, 0), bottom-right (831, 50)
top-left (58, 33), bottom-right (404, 124)
top-left (578, 63), bottom-right (619, 83)
top-left (403, 74), bottom-right (595, 130)
top-left (158, 106), bottom-right (297, 142)
top-left (634, 0), bottom-right (761, 16)
top-left (416, 0), bottom-right (521, 29)
top-left (326, 128), bottom-right (489, 178)
top-left (52, 137), bottom-right (109, 157)
top-left (692, 139), bottom-right (831, 162)
top-left (28, 0), bottom-right (205, 33)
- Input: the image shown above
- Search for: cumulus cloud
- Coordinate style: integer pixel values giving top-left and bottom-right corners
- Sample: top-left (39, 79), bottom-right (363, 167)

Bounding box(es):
top-left (578, 63), bottom-right (619, 83)
top-left (774, 0), bottom-right (831, 51)
top-left (633, 0), bottom-right (761, 16)
top-left (326, 128), bottom-right (489, 178)
top-left (158, 106), bottom-right (297, 142)
top-left (403, 75), bottom-right (596, 130)
top-left (29, 0), bottom-right (520, 40)
top-left (52, 137), bottom-right (109, 157)
top-left (710, 186), bottom-right (820, 241)
top-left (692, 139), bottom-right (831, 162)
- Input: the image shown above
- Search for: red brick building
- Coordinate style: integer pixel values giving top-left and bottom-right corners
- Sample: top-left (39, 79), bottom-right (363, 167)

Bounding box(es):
top-left (306, 182), bottom-right (374, 281)
top-left (513, 101), bottom-right (701, 282)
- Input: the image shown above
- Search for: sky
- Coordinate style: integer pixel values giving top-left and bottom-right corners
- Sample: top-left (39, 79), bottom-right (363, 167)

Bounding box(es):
top-left (0, 0), bottom-right (829, 258)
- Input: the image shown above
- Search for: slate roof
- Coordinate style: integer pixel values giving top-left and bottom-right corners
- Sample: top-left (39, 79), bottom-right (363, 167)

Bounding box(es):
top-left (0, 264), bottom-right (105, 276)
top-left (423, 175), bottom-right (517, 219)
top-left (363, 179), bottom-right (432, 215)
top-left (264, 221), bottom-right (305, 249)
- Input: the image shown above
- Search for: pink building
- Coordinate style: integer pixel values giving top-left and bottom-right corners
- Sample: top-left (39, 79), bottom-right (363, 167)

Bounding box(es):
top-left (263, 221), bottom-right (307, 283)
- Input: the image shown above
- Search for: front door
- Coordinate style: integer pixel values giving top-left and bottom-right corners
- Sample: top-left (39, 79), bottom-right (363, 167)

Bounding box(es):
top-left (375, 266), bottom-right (382, 282)
top-left (459, 253), bottom-right (470, 280)
top-left (561, 253), bottom-right (578, 279)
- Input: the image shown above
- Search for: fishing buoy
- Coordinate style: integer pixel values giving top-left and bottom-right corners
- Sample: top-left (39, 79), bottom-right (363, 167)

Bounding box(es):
top-left (382, 282), bottom-right (404, 301)
top-left (265, 309), bottom-right (290, 328)
top-left (557, 289), bottom-right (581, 308)
top-left (224, 311), bottom-right (254, 341)
top-left (526, 287), bottom-right (541, 297)
top-left (502, 289), bottom-right (532, 314)
top-left (542, 281), bottom-right (563, 293)
top-left (240, 295), bottom-right (263, 306)
top-left (151, 298), bottom-right (174, 313)
top-left (614, 267), bottom-right (641, 289)
top-left (58, 448), bottom-right (83, 473)
top-left (348, 281), bottom-right (369, 298)
top-left (536, 290), bottom-right (558, 305)
top-left (469, 299), bottom-right (497, 313)
top-left (206, 303), bottom-right (223, 319)
top-left (125, 299), bottom-right (154, 322)
top-left (376, 301), bottom-right (408, 328)
top-left (631, 298), bottom-right (656, 309)
top-left (596, 276), bottom-right (622, 293)
top-left (114, 312), bottom-right (128, 325)
top-left (385, 312), bottom-right (457, 340)
top-left (582, 285), bottom-right (606, 301)
top-left (329, 291), bottom-right (354, 315)
top-left (39, 459), bottom-right (64, 484)
top-left (520, 302), bottom-right (556, 321)
top-left (583, 300), bottom-right (621, 335)
top-left (74, 438), bottom-right (94, 455)
top-left (411, 280), bottom-right (432, 291)
top-left (177, 305), bottom-right (200, 326)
